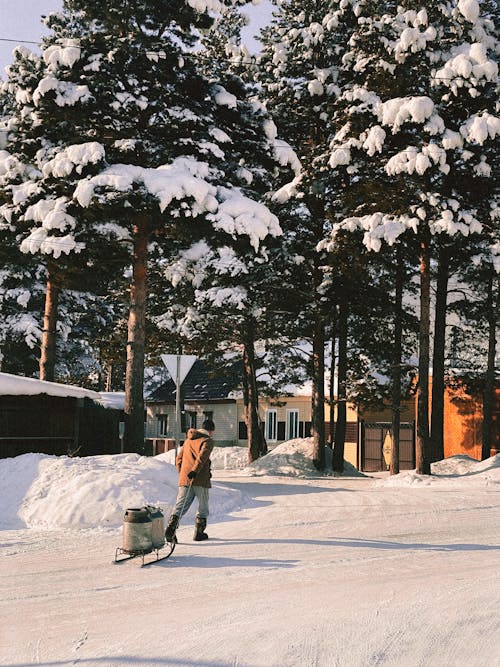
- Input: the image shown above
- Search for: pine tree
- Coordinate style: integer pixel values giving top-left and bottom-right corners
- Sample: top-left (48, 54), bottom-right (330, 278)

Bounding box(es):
top-left (1, 41), bottom-right (123, 383)
top-left (324, 0), bottom-right (498, 473)
top-left (156, 4), bottom-right (300, 462)
top-left (429, 233), bottom-right (487, 462)
top-left (255, 0), bottom-right (360, 470)
top-left (1, 0), bottom-right (300, 451)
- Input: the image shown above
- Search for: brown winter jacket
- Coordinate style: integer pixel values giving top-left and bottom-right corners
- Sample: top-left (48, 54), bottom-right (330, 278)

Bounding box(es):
top-left (176, 428), bottom-right (214, 488)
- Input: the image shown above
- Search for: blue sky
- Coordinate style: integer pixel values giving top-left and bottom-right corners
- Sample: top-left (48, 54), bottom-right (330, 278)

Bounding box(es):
top-left (0, 0), bottom-right (62, 75)
top-left (0, 0), bottom-right (273, 77)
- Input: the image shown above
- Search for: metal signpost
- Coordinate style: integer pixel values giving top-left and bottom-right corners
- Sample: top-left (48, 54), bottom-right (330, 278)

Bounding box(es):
top-left (160, 353), bottom-right (197, 454)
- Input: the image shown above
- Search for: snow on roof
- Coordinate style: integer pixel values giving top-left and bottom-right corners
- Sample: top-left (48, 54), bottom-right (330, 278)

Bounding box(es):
top-left (0, 372), bottom-right (103, 402)
top-left (98, 392), bottom-right (126, 410)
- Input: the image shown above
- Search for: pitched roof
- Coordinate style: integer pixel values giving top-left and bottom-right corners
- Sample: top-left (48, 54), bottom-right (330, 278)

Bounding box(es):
top-left (148, 359), bottom-right (241, 402)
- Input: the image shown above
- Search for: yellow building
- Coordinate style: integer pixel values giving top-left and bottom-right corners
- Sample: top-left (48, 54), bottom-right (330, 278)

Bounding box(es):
top-left (237, 395), bottom-right (360, 469)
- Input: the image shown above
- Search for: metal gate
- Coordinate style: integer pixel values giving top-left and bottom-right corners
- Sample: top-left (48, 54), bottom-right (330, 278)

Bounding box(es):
top-left (361, 422), bottom-right (415, 472)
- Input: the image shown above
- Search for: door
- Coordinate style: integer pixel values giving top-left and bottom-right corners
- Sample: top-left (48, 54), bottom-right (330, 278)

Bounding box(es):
top-left (361, 422), bottom-right (415, 472)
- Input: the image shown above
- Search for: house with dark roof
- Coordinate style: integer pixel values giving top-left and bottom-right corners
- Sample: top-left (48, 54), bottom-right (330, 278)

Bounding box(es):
top-left (146, 359), bottom-right (242, 446)
top-left (146, 357), bottom-right (499, 468)
top-left (145, 356), bottom-right (360, 455)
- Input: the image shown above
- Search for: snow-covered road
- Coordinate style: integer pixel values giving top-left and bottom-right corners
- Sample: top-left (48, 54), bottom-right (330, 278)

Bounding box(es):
top-left (1, 468), bottom-right (499, 667)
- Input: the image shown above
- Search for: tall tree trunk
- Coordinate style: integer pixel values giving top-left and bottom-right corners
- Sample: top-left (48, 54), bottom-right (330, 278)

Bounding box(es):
top-left (123, 216), bottom-right (149, 453)
top-left (243, 328), bottom-right (267, 463)
top-left (333, 296), bottom-right (347, 473)
top-left (482, 271), bottom-right (498, 460)
top-left (241, 351), bottom-right (250, 445)
top-left (390, 247), bottom-right (403, 475)
top-left (311, 316), bottom-right (326, 470)
top-left (430, 245), bottom-right (449, 463)
top-left (39, 262), bottom-right (60, 381)
top-left (416, 232), bottom-right (431, 475)
top-left (328, 326), bottom-right (337, 447)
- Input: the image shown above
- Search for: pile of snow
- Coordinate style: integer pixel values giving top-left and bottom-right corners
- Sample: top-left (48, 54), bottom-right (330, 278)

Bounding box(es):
top-left (0, 452), bottom-right (246, 531)
top-left (3, 447), bottom-right (496, 532)
top-left (0, 438), bottom-right (365, 531)
top-left (163, 445), bottom-right (249, 470)
top-left (376, 454), bottom-right (500, 487)
top-left (241, 437), bottom-right (366, 478)
top-left (165, 439), bottom-right (364, 477)
top-left (212, 446), bottom-right (250, 469)
top-left (432, 454), bottom-right (486, 475)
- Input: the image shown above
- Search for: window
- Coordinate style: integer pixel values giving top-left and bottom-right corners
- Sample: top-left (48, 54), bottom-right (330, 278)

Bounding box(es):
top-left (181, 411), bottom-right (197, 432)
top-left (286, 410), bottom-right (299, 440)
top-left (203, 410), bottom-right (214, 421)
top-left (265, 409), bottom-right (277, 442)
top-left (157, 414), bottom-right (168, 437)
top-left (238, 421), bottom-right (247, 439)
top-left (299, 422), bottom-right (312, 437)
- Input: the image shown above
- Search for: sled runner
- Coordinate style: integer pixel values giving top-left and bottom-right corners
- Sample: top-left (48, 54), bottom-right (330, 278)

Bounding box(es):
top-left (114, 539), bottom-right (176, 567)
top-left (113, 505), bottom-right (177, 566)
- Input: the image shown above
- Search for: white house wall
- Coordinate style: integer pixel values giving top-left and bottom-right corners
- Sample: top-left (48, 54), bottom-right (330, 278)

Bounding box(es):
top-left (146, 395), bottom-right (360, 467)
top-left (146, 402), bottom-right (238, 446)
top-left (186, 401), bottom-right (238, 445)
top-left (236, 396), bottom-right (360, 468)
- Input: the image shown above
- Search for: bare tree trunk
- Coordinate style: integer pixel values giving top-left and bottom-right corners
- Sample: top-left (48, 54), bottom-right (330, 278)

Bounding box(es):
top-left (241, 352), bottom-right (250, 444)
top-left (390, 247), bottom-right (403, 475)
top-left (333, 296), bottom-right (347, 473)
top-left (328, 327), bottom-right (337, 447)
top-left (416, 233), bottom-right (431, 475)
top-left (105, 363), bottom-right (113, 392)
top-left (482, 271), bottom-right (498, 460)
top-left (123, 216), bottom-right (149, 453)
top-left (243, 329), bottom-right (267, 463)
top-left (311, 316), bottom-right (326, 470)
top-left (39, 263), bottom-right (60, 381)
top-left (430, 245), bottom-right (449, 463)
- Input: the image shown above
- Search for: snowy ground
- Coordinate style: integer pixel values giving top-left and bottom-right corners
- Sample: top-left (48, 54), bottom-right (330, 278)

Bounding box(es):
top-left (0, 440), bottom-right (499, 667)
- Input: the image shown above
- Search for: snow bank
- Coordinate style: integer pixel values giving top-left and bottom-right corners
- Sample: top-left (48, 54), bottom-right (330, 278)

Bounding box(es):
top-left (166, 439), bottom-right (365, 477)
top-left (241, 437), bottom-right (367, 478)
top-left (375, 454), bottom-right (500, 487)
top-left (0, 439), bottom-right (363, 531)
top-left (0, 452), bottom-right (246, 530)
top-left (3, 448), bottom-right (496, 532)
top-left (162, 446), bottom-right (249, 470)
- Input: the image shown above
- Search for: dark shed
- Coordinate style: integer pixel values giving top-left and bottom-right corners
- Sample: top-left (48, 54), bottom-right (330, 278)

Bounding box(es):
top-left (0, 373), bottom-right (121, 458)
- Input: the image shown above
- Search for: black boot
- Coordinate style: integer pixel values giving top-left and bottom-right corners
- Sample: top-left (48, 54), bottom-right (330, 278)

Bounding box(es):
top-left (165, 514), bottom-right (179, 543)
top-left (193, 517), bottom-right (208, 541)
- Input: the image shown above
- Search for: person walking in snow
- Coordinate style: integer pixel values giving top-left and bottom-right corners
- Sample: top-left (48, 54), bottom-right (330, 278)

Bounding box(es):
top-left (165, 419), bottom-right (215, 543)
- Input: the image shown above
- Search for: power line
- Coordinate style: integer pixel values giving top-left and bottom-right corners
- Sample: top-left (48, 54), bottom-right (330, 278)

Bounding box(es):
top-left (0, 38), bottom-right (41, 45)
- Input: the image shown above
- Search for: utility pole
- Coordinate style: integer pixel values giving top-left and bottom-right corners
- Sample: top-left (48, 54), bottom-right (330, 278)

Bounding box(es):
top-left (175, 351), bottom-right (182, 456)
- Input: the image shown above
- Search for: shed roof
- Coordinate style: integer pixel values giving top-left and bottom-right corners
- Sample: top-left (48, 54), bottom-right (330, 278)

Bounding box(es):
top-left (148, 359), bottom-right (241, 402)
top-left (0, 372), bottom-right (109, 405)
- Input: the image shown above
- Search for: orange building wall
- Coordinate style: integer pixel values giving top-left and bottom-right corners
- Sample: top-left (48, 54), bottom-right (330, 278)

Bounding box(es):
top-left (443, 386), bottom-right (500, 461)
top-left (359, 383), bottom-right (499, 463)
